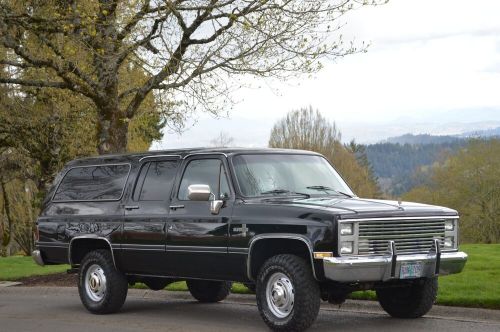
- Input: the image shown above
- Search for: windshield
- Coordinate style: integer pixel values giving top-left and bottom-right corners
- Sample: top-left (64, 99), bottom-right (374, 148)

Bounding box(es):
top-left (232, 154), bottom-right (354, 197)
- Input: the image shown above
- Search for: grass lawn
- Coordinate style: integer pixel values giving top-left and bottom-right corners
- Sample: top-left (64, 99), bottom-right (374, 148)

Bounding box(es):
top-left (350, 244), bottom-right (500, 309)
top-left (1, 244), bottom-right (498, 309)
top-left (0, 256), bottom-right (69, 280)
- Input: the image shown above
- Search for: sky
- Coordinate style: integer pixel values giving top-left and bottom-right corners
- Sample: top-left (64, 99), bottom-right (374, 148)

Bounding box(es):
top-left (152, 0), bottom-right (500, 149)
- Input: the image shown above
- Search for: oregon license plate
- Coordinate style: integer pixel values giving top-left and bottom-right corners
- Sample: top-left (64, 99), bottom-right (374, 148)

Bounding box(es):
top-left (400, 261), bottom-right (424, 279)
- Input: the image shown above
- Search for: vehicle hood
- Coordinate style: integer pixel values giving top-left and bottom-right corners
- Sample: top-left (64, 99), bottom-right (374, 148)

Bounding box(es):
top-left (249, 196), bottom-right (458, 218)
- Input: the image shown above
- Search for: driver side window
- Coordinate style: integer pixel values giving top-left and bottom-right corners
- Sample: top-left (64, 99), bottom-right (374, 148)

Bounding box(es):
top-left (178, 159), bottom-right (230, 201)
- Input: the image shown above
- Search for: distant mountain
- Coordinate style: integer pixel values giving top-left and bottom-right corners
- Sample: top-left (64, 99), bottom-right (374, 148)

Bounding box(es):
top-left (383, 134), bottom-right (462, 145)
top-left (382, 127), bottom-right (500, 145)
top-left (458, 127), bottom-right (500, 138)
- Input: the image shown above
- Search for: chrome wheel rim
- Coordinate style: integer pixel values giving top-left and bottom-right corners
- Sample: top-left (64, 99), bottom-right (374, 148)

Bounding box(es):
top-left (85, 264), bottom-right (107, 302)
top-left (266, 272), bottom-right (295, 319)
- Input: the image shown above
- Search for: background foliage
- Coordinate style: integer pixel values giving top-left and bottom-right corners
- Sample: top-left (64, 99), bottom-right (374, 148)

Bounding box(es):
top-left (268, 107), bottom-right (381, 198)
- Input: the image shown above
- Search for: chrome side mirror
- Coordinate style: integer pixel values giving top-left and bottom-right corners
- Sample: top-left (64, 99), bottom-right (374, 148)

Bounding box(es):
top-left (187, 184), bottom-right (224, 215)
top-left (187, 184), bottom-right (211, 201)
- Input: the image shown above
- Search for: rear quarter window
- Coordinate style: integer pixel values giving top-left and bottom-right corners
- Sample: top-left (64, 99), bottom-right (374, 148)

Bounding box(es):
top-left (53, 164), bottom-right (130, 201)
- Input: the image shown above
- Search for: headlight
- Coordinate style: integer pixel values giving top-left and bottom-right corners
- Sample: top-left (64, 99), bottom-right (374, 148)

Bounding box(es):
top-left (445, 220), bottom-right (455, 231)
top-left (340, 241), bottom-right (353, 254)
top-left (443, 218), bottom-right (459, 250)
top-left (340, 223), bottom-right (353, 236)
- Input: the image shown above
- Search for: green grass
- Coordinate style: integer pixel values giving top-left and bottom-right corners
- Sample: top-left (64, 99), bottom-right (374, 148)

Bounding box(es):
top-left (350, 244), bottom-right (500, 309)
top-left (0, 256), bottom-right (69, 280)
top-left (1, 244), bottom-right (498, 309)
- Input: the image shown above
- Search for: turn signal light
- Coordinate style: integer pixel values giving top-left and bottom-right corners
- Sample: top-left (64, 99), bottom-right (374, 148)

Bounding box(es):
top-left (313, 252), bottom-right (334, 259)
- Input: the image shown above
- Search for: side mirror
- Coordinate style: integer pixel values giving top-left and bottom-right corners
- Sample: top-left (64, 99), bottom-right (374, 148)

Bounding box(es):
top-left (187, 184), bottom-right (224, 215)
top-left (187, 184), bottom-right (211, 201)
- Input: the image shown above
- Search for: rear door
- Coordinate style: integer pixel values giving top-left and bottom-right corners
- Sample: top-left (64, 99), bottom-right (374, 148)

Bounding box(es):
top-left (120, 157), bottom-right (179, 275)
top-left (166, 155), bottom-right (235, 279)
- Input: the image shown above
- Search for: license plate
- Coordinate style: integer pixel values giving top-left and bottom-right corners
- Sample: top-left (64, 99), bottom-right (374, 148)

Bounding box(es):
top-left (400, 262), bottom-right (423, 279)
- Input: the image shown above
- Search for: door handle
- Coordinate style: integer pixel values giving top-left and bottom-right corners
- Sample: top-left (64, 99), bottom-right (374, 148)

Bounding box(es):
top-left (124, 205), bottom-right (139, 210)
top-left (169, 204), bottom-right (185, 210)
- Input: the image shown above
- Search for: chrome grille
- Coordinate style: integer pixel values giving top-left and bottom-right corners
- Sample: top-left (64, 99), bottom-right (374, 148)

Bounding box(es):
top-left (357, 219), bottom-right (445, 255)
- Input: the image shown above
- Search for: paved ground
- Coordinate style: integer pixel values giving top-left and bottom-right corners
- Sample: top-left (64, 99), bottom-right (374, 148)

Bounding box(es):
top-left (0, 287), bottom-right (499, 332)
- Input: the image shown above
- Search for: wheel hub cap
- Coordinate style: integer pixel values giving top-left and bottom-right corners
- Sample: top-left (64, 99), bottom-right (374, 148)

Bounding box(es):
top-left (266, 272), bottom-right (295, 318)
top-left (85, 264), bottom-right (107, 302)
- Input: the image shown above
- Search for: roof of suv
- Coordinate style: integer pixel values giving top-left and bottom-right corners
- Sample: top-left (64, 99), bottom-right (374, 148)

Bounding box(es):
top-left (67, 147), bottom-right (321, 167)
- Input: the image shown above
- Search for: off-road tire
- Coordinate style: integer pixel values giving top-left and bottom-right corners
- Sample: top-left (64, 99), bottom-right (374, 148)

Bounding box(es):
top-left (256, 254), bottom-right (320, 332)
top-left (186, 280), bottom-right (232, 303)
top-left (78, 250), bottom-right (128, 314)
top-left (376, 277), bottom-right (438, 318)
top-left (143, 277), bottom-right (170, 291)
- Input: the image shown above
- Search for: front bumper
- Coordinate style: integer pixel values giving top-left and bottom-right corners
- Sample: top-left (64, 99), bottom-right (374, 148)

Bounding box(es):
top-left (323, 248), bottom-right (467, 283)
top-left (32, 250), bottom-right (45, 267)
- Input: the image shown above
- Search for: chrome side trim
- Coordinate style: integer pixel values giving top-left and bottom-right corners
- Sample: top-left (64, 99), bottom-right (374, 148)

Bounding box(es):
top-left (246, 234), bottom-right (317, 281)
top-left (167, 245), bottom-right (227, 253)
top-left (183, 152), bottom-right (228, 159)
top-left (68, 235), bottom-right (117, 268)
top-left (340, 215), bottom-right (459, 222)
top-left (138, 154), bottom-right (181, 162)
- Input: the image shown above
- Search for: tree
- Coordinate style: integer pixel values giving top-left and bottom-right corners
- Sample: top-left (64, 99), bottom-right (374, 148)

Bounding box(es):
top-left (210, 131), bottom-right (234, 147)
top-left (0, 36), bottom-right (163, 255)
top-left (347, 139), bottom-right (381, 197)
top-left (404, 139), bottom-right (500, 243)
top-left (269, 107), bottom-right (381, 198)
top-left (0, 0), bottom-right (378, 154)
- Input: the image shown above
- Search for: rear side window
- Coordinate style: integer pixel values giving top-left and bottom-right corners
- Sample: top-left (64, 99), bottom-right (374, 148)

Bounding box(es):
top-left (53, 164), bottom-right (130, 201)
top-left (133, 160), bottom-right (178, 201)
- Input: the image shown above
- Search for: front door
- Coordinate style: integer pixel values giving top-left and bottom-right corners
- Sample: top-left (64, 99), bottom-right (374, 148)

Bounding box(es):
top-left (166, 155), bottom-right (234, 280)
top-left (121, 157), bottom-right (179, 275)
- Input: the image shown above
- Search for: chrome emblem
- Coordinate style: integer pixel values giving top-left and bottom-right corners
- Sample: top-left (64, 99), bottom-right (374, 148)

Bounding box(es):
top-left (233, 224), bottom-right (249, 237)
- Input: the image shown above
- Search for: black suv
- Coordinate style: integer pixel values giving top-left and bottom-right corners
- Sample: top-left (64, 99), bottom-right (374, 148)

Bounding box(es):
top-left (32, 148), bottom-right (467, 331)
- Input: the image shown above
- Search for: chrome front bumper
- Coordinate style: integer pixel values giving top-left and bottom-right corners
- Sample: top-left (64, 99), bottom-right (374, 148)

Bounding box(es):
top-left (323, 244), bottom-right (467, 283)
top-left (32, 250), bottom-right (45, 267)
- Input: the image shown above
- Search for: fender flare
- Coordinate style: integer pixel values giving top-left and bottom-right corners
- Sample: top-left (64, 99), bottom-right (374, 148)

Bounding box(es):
top-left (68, 235), bottom-right (116, 268)
top-left (246, 233), bottom-right (318, 281)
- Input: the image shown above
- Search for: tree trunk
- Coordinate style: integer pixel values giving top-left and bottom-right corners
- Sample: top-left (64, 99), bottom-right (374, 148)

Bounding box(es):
top-left (96, 105), bottom-right (129, 154)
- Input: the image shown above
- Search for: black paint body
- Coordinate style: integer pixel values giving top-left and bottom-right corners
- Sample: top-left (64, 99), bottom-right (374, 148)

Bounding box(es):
top-left (36, 148), bottom-right (457, 283)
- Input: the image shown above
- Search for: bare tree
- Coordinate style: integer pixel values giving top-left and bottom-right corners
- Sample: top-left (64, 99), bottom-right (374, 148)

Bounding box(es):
top-left (209, 131), bottom-right (234, 147)
top-left (269, 107), bottom-right (381, 198)
top-left (0, 0), bottom-right (381, 154)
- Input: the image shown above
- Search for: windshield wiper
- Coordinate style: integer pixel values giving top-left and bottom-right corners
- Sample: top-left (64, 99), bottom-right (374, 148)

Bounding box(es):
top-left (306, 186), bottom-right (353, 198)
top-left (261, 189), bottom-right (310, 198)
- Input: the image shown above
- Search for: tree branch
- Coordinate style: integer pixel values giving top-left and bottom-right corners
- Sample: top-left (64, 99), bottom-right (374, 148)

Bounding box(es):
top-left (0, 77), bottom-right (69, 89)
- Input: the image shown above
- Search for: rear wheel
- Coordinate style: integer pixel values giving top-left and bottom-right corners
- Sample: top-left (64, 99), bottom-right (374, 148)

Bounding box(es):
top-left (78, 250), bottom-right (128, 314)
top-left (256, 254), bottom-right (320, 332)
top-left (186, 280), bottom-right (232, 303)
top-left (376, 277), bottom-right (438, 318)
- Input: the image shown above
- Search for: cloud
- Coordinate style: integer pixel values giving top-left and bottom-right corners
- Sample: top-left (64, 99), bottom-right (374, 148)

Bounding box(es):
top-left (153, 0), bottom-right (500, 149)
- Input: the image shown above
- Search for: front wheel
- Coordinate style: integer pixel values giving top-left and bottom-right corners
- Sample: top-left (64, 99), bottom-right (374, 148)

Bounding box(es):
top-left (376, 277), bottom-right (438, 318)
top-left (78, 250), bottom-right (128, 314)
top-left (256, 254), bottom-right (320, 332)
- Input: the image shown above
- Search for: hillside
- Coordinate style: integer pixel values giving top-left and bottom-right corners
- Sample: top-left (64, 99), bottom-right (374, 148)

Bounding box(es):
top-left (365, 128), bottom-right (500, 196)
top-left (365, 141), bottom-right (466, 196)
